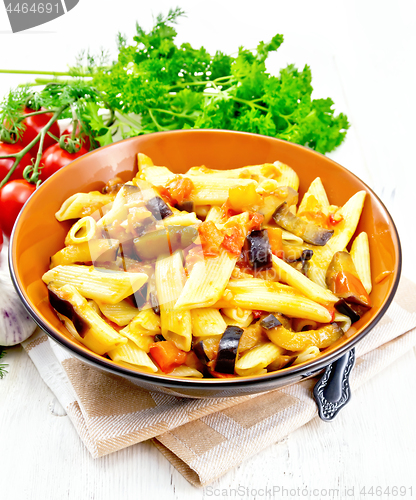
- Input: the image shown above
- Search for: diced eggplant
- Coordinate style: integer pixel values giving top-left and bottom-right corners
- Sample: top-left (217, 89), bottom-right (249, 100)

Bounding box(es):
top-left (134, 226), bottom-right (199, 261)
top-left (335, 299), bottom-right (363, 323)
top-left (215, 326), bottom-right (244, 374)
top-left (130, 282), bottom-right (148, 309)
top-left (48, 286), bottom-right (89, 338)
top-left (154, 334), bottom-right (166, 342)
top-left (272, 202), bottom-right (334, 246)
top-left (168, 225), bottom-right (199, 253)
top-left (300, 249), bottom-right (313, 276)
top-left (246, 229), bottom-right (272, 271)
top-left (193, 341), bottom-right (210, 364)
top-left (149, 291), bottom-right (160, 316)
top-left (134, 229), bottom-right (170, 261)
top-left (326, 251), bottom-right (371, 308)
top-left (176, 200), bottom-right (194, 213)
top-left (260, 314), bottom-right (282, 330)
top-left (145, 196), bottom-right (173, 220)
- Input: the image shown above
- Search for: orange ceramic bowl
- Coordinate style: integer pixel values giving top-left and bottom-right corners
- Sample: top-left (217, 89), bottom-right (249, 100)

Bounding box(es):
top-left (9, 130), bottom-right (401, 398)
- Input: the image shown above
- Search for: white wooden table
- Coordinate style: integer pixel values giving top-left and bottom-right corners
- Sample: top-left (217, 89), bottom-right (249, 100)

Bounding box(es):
top-left (1, 1), bottom-right (416, 498)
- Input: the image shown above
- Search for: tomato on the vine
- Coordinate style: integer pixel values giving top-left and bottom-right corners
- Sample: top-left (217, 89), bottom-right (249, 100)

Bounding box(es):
top-left (40, 143), bottom-right (88, 182)
top-left (0, 180), bottom-right (36, 237)
top-left (0, 142), bottom-right (33, 182)
top-left (20, 108), bottom-right (60, 155)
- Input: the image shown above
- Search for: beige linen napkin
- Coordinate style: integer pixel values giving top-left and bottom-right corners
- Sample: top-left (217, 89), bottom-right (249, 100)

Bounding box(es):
top-left (22, 276), bottom-right (416, 487)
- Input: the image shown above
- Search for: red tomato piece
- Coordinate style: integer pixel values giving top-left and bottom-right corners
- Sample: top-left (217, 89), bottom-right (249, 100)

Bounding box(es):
top-left (0, 180), bottom-right (36, 237)
top-left (221, 223), bottom-right (245, 256)
top-left (149, 341), bottom-right (187, 373)
top-left (40, 143), bottom-right (88, 182)
top-left (198, 221), bottom-right (224, 257)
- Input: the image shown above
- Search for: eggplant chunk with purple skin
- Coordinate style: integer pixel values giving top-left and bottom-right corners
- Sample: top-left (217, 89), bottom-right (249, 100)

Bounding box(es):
top-left (272, 202), bottom-right (334, 246)
top-left (246, 229), bottom-right (272, 271)
top-left (214, 326), bottom-right (244, 374)
top-left (326, 251), bottom-right (371, 308)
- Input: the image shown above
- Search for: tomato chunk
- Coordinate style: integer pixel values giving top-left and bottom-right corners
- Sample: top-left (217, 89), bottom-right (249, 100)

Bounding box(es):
top-left (149, 341), bottom-right (187, 373)
top-left (168, 177), bottom-right (194, 205)
top-left (222, 223), bottom-right (245, 256)
top-left (198, 220), bottom-right (224, 257)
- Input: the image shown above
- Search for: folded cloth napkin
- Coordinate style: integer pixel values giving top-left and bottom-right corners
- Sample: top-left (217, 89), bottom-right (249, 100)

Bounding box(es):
top-left (22, 276), bottom-right (416, 487)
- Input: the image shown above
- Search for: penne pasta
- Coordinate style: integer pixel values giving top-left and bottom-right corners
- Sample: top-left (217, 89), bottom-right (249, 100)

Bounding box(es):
top-left (96, 299), bottom-right (139, 326)
top-left (271, 254), bottom-right (338, 305)
top-left (350, 232), bottom-right (372, 294)
top-left (65, 216), bottom-right (97, 245)
top-left (156, 251), bottom-right (192, 351)
top-left (47, 152), bottom-right (372, 379)
top-left (235, 343), bottom-right (284, 376)
top-left (55, 192), bottom-right (113, 221)
top-left (42, 265), bottom-right (148, 304)
top-left (49, 284), bottom-right (127, 355)
top-left (217, 279), bottom-right (333, 323)
top-left (307, 191), bottom-right (366, 287)
top-left (191, 308), bottom-right (227, 337)
top-left (108, 340), bottom-right (158, 372)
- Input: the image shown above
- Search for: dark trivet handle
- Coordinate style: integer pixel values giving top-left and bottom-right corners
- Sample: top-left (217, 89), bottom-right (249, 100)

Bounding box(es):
top-left (313, 348), bottom-right (355, 421)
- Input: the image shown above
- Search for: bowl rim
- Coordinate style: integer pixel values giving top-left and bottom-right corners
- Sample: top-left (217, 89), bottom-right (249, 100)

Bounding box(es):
top-left (9, 129), bottom-right (402, 390)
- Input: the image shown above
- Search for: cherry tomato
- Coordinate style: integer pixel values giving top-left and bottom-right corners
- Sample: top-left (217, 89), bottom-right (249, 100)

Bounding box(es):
top-left (0, 142), bottom-right (33, 182)
top-left (40, 143), bottom-right (88, 182)
top-left (20, 108), bottom-right (60, 156)
top-left (62, 124), bottom-right (91, 151)
top-left (0, 221), bottom-right (3, 256)
top-left (0, 180), bottom-right (36, 237)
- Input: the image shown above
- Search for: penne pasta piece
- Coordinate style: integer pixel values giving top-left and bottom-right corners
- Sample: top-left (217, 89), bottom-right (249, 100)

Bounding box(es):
top-left (108, 340), bottom-right (158, 372)
top-left (96, 300), bottom-right (139, 326)
top-left (298, 177), bottom-right (329, 214)
top-left (118, 326), bottom-right (154, 352)
top-left (49, 284), bottom-right (127, 355)
top-left (307, 191), bottom-right (366, 288)
top-left (42, 265), bottom-right (148, 304)
top-left (168, 365), bottom-right (204, 378)
top-left (205, 206), bottom-right (223, 224)
top-left (273, 161), bottom-right (299, 191)
top-left (55, 192), bottom-right (113, 221)
top-left (136, 165), bottom-right (177, 187)
top-left (235, 343), bottom-right (284, 376)
top-left (217, 279), bottom-right (333, 323)
top-left (271, 255), bottom-right (338, 305)
top-left (223, 313), bottom-right (254, 329)
top-left (222, 307), bottom-right (253, 323)
top-left (137, 152), bottom-right (154, 168)
top-left (156, 252), bottom-right (192, 351)
top-left (174, 249), bottom-right (238, 310)
top-left (189, 177), bottom-right (258, 206)
top-left (350, 232), bottom-right (372, 294)
top-left (65, 216), bottom-right (97, 245)
top-left (293, 346), bottom-right (320, 365)
top-left (50, 239), bottom-right (120, 268)
top-left (130, 309), bottom-right (161, 333)
top-left (281, 230), bottom-right (303, 245)
top-left (191, 308), bottom-right (227, 337)
top-left (162, 211), bottom-right (200, 227)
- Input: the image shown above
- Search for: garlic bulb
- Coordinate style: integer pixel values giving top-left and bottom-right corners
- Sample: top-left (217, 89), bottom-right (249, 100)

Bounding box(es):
top-left (0, 244), bottom-right (37, 346)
